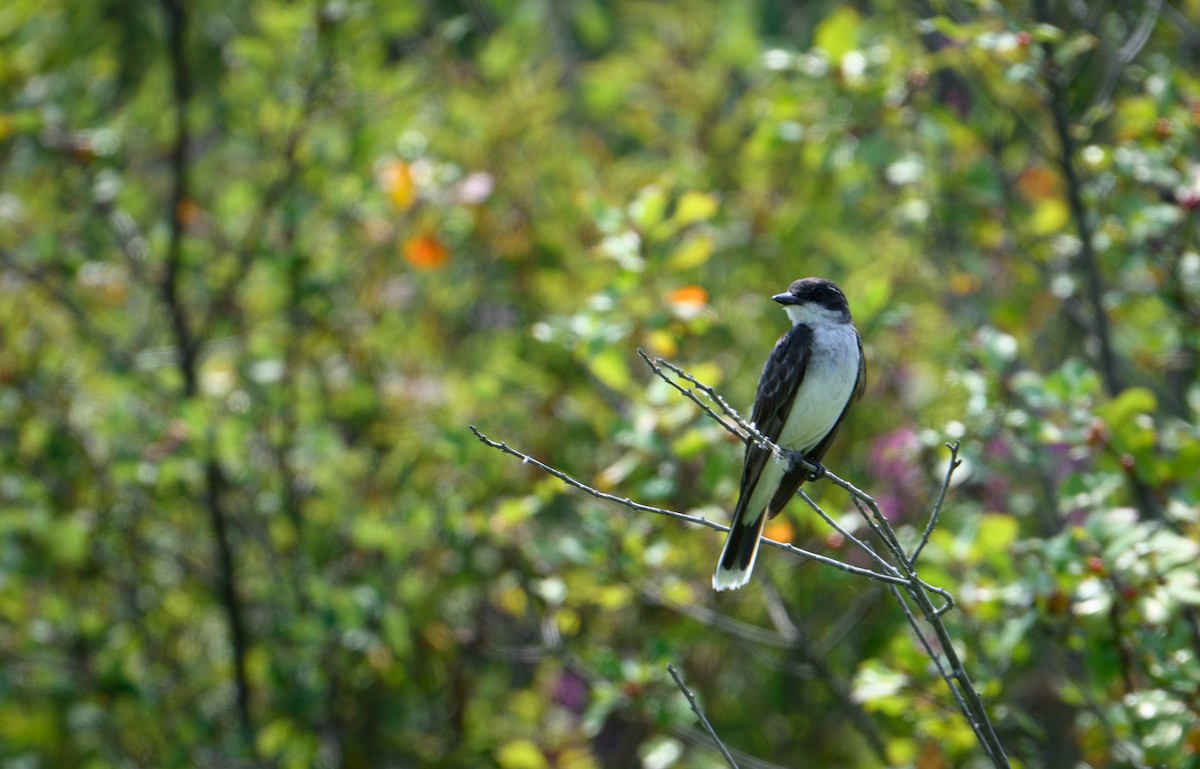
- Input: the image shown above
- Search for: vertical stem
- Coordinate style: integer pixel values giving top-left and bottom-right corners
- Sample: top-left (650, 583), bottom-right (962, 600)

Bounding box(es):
top-left (205, 458), bottom-right (255, 744)
top-left (161, 0), bottom-right (197, 397)
top-left (1044, 70), bottom-right (1122, 398)
top-left (159, 0), bottom-right (255, 746)
top-left (1035, 0), bottom-right (1163, 521)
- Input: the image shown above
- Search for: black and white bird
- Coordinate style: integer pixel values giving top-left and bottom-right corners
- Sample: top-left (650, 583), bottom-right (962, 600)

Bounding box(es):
top-left (713, 278), bottom-right (865, 591)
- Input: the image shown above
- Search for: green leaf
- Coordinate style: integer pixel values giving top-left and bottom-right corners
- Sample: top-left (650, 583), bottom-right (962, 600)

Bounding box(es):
top-left (667, 233), bottom-right (714, 270)
top-left (629, 184), bottom-right (669, 231)
top-left (1052, 33), bottom-right (1098, 68)
top-left (496, 739), bottom-right (550, 769)
top-left (670, 428), bottom-right (711, 459)
top-left (1097, 387), bottom-right (1157, 426)
top-left (672, 191), bottom-right (719, 226)
top-left (48, 515), bottom-right (90, 566)
top-left (852, 661), bottom-right (908, 714)
top-left (852, 276), bottom-right (892, 323)
top-left (971, 513), bottom-right (1019, 564)
top-left (587, 347), bottom-right (632, 392)
top-left (814, 6), bottom-right (861, 60)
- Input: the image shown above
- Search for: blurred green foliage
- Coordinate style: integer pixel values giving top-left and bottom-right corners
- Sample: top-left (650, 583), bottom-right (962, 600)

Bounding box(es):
top-left (2, 0), bottom-right (1200, 767)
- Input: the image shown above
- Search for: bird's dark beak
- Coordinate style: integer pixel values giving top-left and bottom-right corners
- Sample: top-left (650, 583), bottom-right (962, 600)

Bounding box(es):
top-left (772, 292), bottom-right (799, 305)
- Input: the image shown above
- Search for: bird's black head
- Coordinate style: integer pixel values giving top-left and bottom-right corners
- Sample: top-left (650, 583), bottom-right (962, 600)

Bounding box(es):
top-left (772, 277), bottom-right (851, 320)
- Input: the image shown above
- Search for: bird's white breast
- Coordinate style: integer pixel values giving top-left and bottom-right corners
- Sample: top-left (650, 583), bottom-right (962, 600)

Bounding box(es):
top-left (777, 322), bottom-right (860, 453)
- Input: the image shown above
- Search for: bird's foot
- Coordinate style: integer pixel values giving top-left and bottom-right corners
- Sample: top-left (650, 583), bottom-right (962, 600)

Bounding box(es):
top-left (804, 463), bottom-right (827, 482)
top-left (783, 450), bottom-right (825, 481)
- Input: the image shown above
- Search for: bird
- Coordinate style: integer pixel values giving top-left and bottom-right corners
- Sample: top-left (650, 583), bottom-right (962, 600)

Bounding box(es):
top-left (712, 277), bottom-right (865, 591)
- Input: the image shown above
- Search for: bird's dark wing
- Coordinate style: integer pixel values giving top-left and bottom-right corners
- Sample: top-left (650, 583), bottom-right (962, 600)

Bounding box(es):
top-left (733, 324), bottom-right (812, 519)
top-left (768, 331), bottom-right (864, 516)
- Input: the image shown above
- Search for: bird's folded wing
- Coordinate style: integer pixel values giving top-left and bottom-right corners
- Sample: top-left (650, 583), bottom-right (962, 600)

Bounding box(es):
top-left (735, 324), bottom-right (812, 516)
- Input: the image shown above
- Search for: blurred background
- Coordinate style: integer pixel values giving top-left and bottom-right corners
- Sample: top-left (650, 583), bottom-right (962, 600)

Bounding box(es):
top-left (2, 1), bottom-right (1200, 767)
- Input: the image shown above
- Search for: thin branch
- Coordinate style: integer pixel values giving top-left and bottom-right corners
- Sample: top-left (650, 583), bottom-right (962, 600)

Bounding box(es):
top-left (798, 490), bottom-right (901, 578)
top-left (1116, 0), bottom-right (1162, 61)
top-left (667, 663), bottom-right (740, 769)
top-left (888, 584), bottom-right (993, 759)
top-left (1163, 0), bottom-right (1200, 47)
top-left (639, 349), bottom-right (752, 439)
top-left (468, 426), bottom-right (908, 587)
top-left (901, 575), bottom-right (1009, 766)
top-left (201, 457), bottom-right (254, 741)
top-left (641, 350), bottom-right (853, 490)
top-left (559, 652), bottom-right (792, 769)
top-left (911, 442), bottom-right (962, 563)
top-left (849, 490), bottom-right (913, 570)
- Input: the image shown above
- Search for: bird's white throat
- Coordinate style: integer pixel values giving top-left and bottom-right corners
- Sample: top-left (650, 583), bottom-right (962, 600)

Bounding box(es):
top-left (783, 302), bottom-right (847, 327)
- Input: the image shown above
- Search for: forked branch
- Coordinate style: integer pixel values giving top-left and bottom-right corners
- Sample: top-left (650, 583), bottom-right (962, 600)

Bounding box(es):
top-left (472, 352), bottom-right (1010, 769)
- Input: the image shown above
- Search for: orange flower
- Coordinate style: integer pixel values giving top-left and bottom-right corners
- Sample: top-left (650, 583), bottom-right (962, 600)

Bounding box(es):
top-left (763, 519), bottom-right (794, 544)
top-left (666, 285), bottom-right (708, 320)
top-left (666, 285), bottom-right (707, 307)
top-left (403, 233), bottom-right (449, 270)
top-left (380, 160), bottom-right (417, 211)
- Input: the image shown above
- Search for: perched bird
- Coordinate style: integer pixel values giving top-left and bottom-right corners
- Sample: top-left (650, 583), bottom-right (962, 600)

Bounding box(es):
top-left (713, 278), bottom-right (865, 591)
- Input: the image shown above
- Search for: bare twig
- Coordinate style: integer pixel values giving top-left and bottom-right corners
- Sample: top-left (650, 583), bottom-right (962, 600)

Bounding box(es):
top-left (911, 442), bottom-right (962, 563)
top-left (1089, 0), bottom-right (1162, 111)
top-left (639, 349), bottom-right (752, 439)
top-left (560, 651), bottom-right (792, 769)
top-left (468, 426), bottom-right (908, 587)
top-left (887, 583), bottom-right (992, 757)
top-left (798, 490), bottom-right (901, 578)
top-left (667, 663), bottom-right (740, 769)
top-left (848, 490), bottom-right (913, 570)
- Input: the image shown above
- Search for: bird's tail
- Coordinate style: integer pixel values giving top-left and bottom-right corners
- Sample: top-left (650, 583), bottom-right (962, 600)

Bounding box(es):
top-left (712, 506), bottom-right (768, 591)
